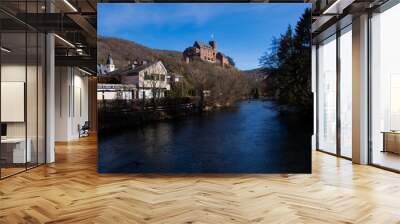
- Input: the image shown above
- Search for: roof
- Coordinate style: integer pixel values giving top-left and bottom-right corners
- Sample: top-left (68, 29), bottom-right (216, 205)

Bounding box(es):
top-left (194, 41), bottom-right (212, 49)
top-left (107, 61), bottom-right (162, 76)
top-left (217, 52), bottom-right (226, 57)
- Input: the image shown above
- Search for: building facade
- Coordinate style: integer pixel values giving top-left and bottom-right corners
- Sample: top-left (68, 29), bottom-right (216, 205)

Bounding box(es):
top-left (216, 52), bottom-right (230, 68)
top-left (183, 40), bottom-right (231, 67)
top-left (97, 84), bottom-right (137, 100)
top-left (106, 61), bottom-right (171, 99)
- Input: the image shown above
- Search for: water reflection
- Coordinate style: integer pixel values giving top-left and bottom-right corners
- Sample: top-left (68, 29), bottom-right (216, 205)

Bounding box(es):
top-left (98, 100), bottom-right (312, 173)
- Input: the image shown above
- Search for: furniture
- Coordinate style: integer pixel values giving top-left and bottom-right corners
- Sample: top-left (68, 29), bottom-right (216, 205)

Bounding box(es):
top-left (382, 131), bottom-right (400, 154)
top-left (78, 121), bottom-right (90, 138)
top-left (1, 138), bottom-right (31, 164)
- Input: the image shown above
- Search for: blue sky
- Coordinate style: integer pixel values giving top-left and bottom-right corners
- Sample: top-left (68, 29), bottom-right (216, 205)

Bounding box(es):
top-left (98, 3), bottom-right (310, 70)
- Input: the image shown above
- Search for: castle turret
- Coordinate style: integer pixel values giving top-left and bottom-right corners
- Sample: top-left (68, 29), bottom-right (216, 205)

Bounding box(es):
top-left (209, 40), bottom-right (217, 50)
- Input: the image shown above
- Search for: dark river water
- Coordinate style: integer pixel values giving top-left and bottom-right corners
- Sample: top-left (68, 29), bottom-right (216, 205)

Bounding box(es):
top-left (98, 100), bottom-right (312, 173)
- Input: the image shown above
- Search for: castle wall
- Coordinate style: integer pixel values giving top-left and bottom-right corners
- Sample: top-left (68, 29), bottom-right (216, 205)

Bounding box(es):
top-left (199, 47), bottom-right (216, 63)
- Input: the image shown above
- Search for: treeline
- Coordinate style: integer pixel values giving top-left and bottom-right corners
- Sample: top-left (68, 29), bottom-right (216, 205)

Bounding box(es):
top-left (141, 50), bottom-right (251, 109)
top-left (140, 58), bottom-right (252, 110)
top-left (259, 9), bottom-right (312, 112)
top-left (178, 60), bottom-right (251, 109)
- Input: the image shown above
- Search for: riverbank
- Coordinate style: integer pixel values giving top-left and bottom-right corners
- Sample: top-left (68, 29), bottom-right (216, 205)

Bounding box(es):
top-left (98, 97), bottom-right (311, 136)
top-left (98, 103), bottom-right (197, 137)
top-left (98, 96), bottom-right (239, 135)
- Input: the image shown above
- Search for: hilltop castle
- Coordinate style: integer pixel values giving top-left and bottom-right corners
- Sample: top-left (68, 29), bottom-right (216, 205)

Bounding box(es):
top-left (183, 40), bottom-right (231, 68)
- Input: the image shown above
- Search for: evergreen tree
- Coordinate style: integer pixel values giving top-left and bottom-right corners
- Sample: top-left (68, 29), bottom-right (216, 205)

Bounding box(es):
top-left (276, 25), bottom-right (294, 68)
top-left (258, 9), bottom-right (312, 112)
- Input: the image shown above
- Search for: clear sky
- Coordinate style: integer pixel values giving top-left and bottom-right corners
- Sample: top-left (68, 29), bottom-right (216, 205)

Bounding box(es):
top-left (98, 3), bottom-right (310, 70)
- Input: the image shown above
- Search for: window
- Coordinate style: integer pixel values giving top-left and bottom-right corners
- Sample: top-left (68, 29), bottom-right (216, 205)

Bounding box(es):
top-left (317, 34), bottom-right (337, 154)
top-left (0, 2), bottom-right (46, 179)
top-left (339, 25), bottom-right (352, 158)
top-left (370, 3), bottom-right (400, 171)
top-left (144, 73), bottom-right (152, 80)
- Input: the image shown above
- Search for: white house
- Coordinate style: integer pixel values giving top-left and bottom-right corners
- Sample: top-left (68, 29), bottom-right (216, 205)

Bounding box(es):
top-left (107, 60), bottom-right (170, 99)
top-left (97, 84), bottom-right (137, 100)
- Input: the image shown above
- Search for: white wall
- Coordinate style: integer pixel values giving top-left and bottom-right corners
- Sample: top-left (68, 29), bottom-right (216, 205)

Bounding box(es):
top-left (72, 73), bottom-right (89, 138)
top-left (1, 63), bottom-right (46, 164)
top-left (1, 64), bottom-right (27, 150)
top-left (55, 66), bottom-right (69, 141)
top-left (55, 67), bottom-right (89, 141)
top-left (1, 65), bottom-right (38, 138)
top-left (1, 65), bottom-right (26, 132)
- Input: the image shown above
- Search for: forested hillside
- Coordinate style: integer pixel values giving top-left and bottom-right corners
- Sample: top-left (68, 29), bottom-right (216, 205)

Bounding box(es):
top-left (97, 36), bottom-right (256, 107)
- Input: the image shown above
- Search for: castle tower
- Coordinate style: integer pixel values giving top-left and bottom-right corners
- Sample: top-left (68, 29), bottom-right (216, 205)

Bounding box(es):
top-left (105, 53), bottom-right (115, 73)
top-left (209, 40), bottom-right (217, 50)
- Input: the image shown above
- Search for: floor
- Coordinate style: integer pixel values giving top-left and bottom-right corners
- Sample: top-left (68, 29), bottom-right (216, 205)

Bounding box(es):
top-left (0, 135), bottom-right (399, 223)
top-left (1, 167), bottom-right (25, 178)
top-left (1, 163), bottom-right (44, 178)
top-left (372, 150), bottom-right (400, 171)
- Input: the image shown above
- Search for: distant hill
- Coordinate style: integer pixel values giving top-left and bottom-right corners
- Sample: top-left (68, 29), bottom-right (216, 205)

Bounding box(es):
top-left (242, 67), bottom-right (264, 75)
top-left (98, 36), bottom-right (183, 70)
top-left (242, 68), bottom-right (269, 80)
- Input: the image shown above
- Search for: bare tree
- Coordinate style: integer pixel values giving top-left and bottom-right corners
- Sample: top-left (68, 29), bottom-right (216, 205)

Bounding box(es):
top-left (186, 68), bottom-right (210, 110)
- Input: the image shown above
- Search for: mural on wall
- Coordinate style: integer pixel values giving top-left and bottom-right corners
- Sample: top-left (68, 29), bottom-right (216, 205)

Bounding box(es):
top-left (97, 3), bottom-right (312, 173)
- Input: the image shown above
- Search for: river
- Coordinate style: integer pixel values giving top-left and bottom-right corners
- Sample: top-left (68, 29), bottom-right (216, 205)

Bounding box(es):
top-left (98, 100), bottom-right (312, 173)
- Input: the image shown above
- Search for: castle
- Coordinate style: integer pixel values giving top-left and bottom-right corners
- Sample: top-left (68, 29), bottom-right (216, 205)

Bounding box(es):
top-left (183, 40), bottom-right (231, 68)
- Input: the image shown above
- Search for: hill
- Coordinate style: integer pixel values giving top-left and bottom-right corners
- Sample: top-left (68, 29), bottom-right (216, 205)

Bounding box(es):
top-left (97, 36), bottom-right (255, 107)
top-left (98, 36), bottom-right (182, 69)
top-left (242, 68), bottom-right (268, 79)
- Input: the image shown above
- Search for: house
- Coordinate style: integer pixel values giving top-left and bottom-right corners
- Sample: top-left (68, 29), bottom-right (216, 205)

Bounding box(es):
top-left (97, 83), bottom-right (137, 100)
top-left (107, 60), bottom-right (170, 99)
top-left (183, 40), bottom-right (231, 67)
